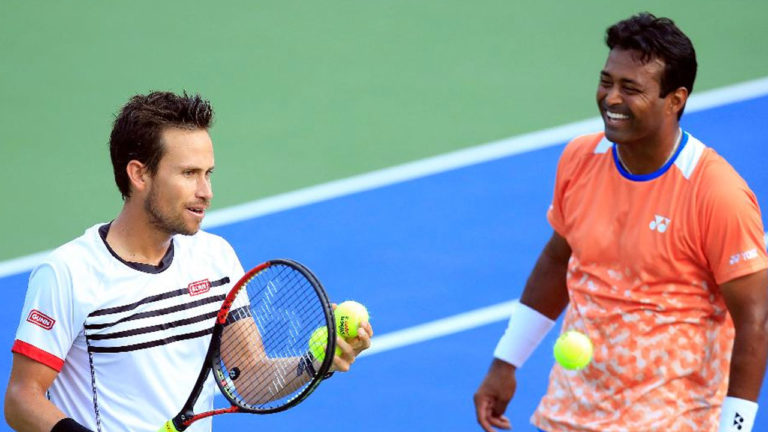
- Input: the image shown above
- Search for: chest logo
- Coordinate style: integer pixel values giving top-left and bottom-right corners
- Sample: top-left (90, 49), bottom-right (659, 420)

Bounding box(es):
top-left (188, 279), bottom-right (212, 296)
top-left (649, 215), bottom-right (671, 233)
top-left (27, 309), bottom-right (55, 330)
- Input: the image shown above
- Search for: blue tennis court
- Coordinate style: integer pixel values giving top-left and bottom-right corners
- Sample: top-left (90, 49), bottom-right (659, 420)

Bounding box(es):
top-left (2, 87), bottom-right (767, 431)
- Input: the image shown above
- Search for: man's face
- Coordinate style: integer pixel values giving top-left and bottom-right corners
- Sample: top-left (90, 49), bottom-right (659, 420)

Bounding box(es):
top-left (596, 48), bottom-right (670, 145)
top-left (144, 127), bottom-right (214, 236)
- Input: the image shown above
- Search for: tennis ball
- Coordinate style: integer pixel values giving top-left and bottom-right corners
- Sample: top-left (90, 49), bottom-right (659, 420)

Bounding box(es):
top-left (158, 420), bottom-right (181, 432)
top-left (335, 300), bottom-right (369, 339)
top-left (553, 330), bottom-right (593, 370)
top-left (308, 327), bottom-right (340, 362)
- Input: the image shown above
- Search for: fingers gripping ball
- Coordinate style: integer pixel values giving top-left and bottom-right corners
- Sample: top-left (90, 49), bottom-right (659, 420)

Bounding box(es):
top-left (308, 327), bottom-right (340, 362)
top-left (553, 330), bottom-right (593, 370)
top-left (335, 300), bottom-right (369, 339)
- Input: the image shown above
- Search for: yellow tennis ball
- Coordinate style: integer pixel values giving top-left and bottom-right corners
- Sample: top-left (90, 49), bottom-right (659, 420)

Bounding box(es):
top-left (308, 327), bottom-right (340, 362)
top-left (553, 330), bottom-right (593, 370)
top-left (158, 420), bottom-right (181, 432)
top-left (335, 300), bottom-right (369, 339)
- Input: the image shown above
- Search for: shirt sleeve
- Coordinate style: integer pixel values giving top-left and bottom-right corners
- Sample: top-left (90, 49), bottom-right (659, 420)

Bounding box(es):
top-left (12, 262), bottom-right (79, 372)
top-left (224, 241), bottom-right (249, 311)
top-left (229, 244), bottom-right (245, 283)
top-left (547, 136), bottom-right (589, 238)
top-left (699, 163), bottom-right (768, 285)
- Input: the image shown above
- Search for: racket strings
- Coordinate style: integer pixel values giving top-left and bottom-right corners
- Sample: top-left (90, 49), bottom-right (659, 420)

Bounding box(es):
top-left (217, 263), bottom-right (329, 410)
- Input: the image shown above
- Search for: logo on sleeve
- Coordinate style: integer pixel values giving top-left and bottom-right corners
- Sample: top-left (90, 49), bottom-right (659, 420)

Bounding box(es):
top-left (27, 309), bottom-right (55, 330)
top-left (729, 248), bottom-right (759, 266)
top-left (188, 279), bottom-right (211, 296)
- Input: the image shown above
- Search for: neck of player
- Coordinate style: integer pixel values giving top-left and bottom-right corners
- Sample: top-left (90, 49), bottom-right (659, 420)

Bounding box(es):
top-left (106, 203), bottom-right (173, 266)
top-left (615, 125), bottom-right (682, 175)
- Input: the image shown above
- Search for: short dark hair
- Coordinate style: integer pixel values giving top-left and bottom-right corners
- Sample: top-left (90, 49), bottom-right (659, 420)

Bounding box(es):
top-left (606, 13), bottom-right (697, 118)
top-left (109, 91), bottom-right (214, 199)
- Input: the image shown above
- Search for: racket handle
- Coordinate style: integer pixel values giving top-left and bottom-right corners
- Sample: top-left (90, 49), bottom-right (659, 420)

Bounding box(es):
top-left (157, 420), bottom-right (181, 432)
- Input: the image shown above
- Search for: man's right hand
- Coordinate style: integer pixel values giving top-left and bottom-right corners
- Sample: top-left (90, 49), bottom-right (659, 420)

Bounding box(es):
top-left (473, 358), bottom-right (517, 431)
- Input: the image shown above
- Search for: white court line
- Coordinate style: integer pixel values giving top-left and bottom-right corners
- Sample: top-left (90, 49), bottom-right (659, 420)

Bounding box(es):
top-left (0, 251), bottom-right (52, 280)
top-left (1, 76), bottom-right (768, 280)
top-left (360, 300), bottom-right (517, 357)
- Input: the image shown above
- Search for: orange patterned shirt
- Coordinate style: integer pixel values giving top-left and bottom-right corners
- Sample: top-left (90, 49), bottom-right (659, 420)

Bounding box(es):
top-left (533, 131), bottom-right (768, 431)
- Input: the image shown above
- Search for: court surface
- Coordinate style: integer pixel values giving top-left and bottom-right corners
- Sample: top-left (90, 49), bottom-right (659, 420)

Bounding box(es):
top-left (2, 85), bottom-right (767, 431)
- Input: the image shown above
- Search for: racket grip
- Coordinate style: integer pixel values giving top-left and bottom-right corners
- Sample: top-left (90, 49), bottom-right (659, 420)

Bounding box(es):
top-left (157, 420), bottom-right (181, 432)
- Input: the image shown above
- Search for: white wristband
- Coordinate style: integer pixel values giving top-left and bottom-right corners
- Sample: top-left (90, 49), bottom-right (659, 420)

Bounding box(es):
top-left (718, 396), bottom-right (758, 432)
top-left (493, 301), bottom-right (555, 368)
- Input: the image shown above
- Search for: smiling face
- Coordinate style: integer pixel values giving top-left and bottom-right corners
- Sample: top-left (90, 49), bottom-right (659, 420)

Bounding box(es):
top-left (143, 127), bottom-right (214, 236)
top-left (596, 48), bottom-right (675, 146)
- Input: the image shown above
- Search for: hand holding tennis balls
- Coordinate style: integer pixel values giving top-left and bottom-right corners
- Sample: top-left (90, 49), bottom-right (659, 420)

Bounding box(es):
top-left (553, 330), bottom-right (593, 370)
top-left (308, 300), bottom-right (370, 362)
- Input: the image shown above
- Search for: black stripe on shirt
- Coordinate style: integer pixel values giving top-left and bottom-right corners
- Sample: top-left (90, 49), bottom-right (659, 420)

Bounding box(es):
top-left (84, 294), bottom-right (226, 330)
top-left (88, 276), bottom-right (230, 317)
top-left (86, 310), bottom-right (220, 340)
top-left (87, 328), bottom-right (215, 353)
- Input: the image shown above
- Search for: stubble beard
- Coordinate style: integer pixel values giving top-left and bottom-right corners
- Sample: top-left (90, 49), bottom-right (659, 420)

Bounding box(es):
top-left (144, 186), bottom-right (198, 236)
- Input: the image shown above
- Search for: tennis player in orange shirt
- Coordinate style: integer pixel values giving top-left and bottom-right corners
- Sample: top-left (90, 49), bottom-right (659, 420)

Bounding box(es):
top-left (474, 13), bottom-right (768, 432)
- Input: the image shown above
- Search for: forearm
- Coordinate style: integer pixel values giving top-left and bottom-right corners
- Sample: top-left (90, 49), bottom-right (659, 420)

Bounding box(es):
top-left (493, 232), bottom-right (571, 368)
top-left (227, 354), bottom-right (323, 405)
top-left (720, 269), bottom-right (768, 402)
top-left (727, 317), bottom-right (768, 401)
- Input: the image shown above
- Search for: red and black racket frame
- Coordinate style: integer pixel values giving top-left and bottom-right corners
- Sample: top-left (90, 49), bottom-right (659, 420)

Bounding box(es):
top-left (172, 259), bottom-right (336, 430)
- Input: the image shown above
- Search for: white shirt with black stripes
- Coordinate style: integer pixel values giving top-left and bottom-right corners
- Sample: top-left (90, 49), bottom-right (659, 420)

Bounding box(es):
top-left (13, 223), bottom-right (245, 432)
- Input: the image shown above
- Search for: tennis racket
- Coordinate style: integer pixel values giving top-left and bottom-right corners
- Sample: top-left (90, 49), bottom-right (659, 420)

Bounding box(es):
top-left (158, 259), bottom-right (336, 432)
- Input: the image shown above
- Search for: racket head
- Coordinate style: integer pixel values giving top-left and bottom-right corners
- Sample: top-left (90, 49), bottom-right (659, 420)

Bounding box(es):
top-left (210, 259), bottom-right (335, 414)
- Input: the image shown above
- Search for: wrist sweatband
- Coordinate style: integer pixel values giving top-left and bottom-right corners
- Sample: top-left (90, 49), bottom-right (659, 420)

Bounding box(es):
top-left (51, 418), bottom-right (93, 432)
top-left (493, 301), bottom-right (555, 368)
top-left (718, 396), bottom-right (758, 432)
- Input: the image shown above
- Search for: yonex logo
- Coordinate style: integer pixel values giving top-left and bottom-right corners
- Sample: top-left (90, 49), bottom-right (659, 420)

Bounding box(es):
top-left (649, 215), bottom-right (671, 233)
top-left (187, 279), bottom-right (211, 296)
top-left (27, 309), bottom-right (55, 330)
top-left (730, 248), bottom-right (759, 266)
top-left (733, 412), bottom-right (744, 430)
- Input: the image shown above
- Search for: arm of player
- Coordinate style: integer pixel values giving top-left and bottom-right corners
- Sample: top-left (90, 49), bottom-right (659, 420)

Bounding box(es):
top-left (219, 317), bottom-right (285, 404)
top-left (219, 318), bottom-right (373, 404)
top-left (4, 353), bottom-right (69, 432)
top-left (518, 231), bottom-right (572, 319)
top-left (474, 231), bottom-right (571, 432)
top-left (720, 268), bottom-right (768, 401)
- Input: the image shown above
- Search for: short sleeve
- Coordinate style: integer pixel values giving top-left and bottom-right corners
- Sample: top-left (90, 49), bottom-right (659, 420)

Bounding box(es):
top-left (547, 136), bottom-right (594, 237)
top-left (222, 239), bottom-right (245, 290)
top-left (700, 165), bottom-right (768, 284)
top-left (223, 240), bottom-right (249, 311)
top-left (228, 243), bottom-right (245, 283)
top-left (12, 262), bottom-right (81, 371)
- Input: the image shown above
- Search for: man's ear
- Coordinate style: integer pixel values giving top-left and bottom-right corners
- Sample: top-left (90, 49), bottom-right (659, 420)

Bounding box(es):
top-left (667, 86), bottom-right (689, 117)
top-left (126, 160), bottom-right (150, 194)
